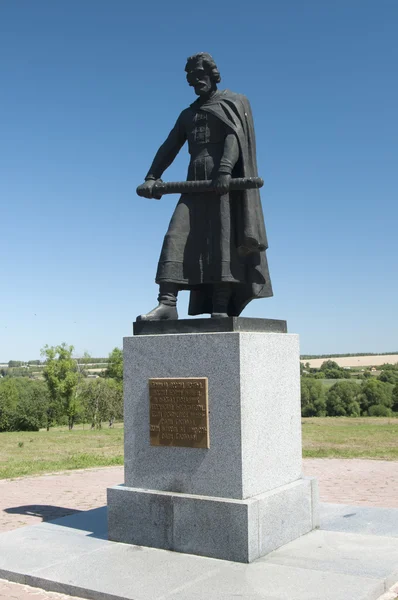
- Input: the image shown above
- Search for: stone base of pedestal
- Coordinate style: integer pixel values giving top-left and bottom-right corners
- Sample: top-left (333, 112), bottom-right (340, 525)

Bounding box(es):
top-left (109, 325), bottom-right (320, 563)
top-left (108, 478), bottom-right (319, 563)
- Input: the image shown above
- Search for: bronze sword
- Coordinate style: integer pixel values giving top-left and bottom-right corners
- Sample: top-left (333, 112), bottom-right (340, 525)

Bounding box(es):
top-left (136, 177), bottom-right (264, 199)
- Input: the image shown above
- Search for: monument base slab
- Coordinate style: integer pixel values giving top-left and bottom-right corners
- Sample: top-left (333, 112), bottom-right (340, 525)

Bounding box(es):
top-left (108, 477), bottom-right (319, 563)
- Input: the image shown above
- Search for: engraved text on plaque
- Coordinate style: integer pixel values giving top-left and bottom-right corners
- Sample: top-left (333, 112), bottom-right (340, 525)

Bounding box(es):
top-left (149, 377), bottom-right (209, 448)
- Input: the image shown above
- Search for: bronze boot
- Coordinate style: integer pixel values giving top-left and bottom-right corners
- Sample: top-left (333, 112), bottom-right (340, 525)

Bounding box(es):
top-left (136, 283), bottom-right (178, 321)
top-left (211, 283), bottom-right (231, 318)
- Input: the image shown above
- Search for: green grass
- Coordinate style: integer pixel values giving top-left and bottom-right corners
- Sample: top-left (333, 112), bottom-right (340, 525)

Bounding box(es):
top-left (321, 378), bottom-right (362, 389)
top-left (302, 417), bottom-right (398, 459)
top-left (0, 423), bottom-right (124, 479)
top-left (1, 418), bottom-right (397, 479)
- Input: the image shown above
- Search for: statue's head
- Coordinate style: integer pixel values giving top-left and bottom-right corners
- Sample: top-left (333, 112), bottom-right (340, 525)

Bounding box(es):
top-left (185, 52), bottom-right (221, 96)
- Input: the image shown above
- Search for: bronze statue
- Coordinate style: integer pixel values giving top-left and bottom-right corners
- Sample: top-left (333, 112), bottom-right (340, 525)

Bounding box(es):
top-left (136, 53), bottom-right (272, 321)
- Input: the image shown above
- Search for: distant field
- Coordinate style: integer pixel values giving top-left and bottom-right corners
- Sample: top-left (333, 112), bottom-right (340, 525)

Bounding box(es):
top-left (301, 354), bottom-right (398, 368)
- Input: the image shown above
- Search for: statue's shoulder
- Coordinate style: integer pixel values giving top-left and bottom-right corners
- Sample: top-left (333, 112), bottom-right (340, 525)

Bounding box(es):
top-left (220, 89), bottom-right (249, 104)
top-left (177, 106), bottom-right (193, 120)
top-left (219, 90), bottom-right (252, 116)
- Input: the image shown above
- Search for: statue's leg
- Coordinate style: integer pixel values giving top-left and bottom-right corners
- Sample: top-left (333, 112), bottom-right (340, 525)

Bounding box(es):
top-left (211, 283), bottom-right (231, 319)
top-left (136, 283), bottom-right (179, 321)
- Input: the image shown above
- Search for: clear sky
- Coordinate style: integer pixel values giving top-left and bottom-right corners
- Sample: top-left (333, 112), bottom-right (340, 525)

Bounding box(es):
top-left (0, 0), bottom-right (397, 361)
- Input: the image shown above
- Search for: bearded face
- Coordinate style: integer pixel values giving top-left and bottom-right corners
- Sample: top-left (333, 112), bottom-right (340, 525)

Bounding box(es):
top-left (185, 60), bottom-right (214, 96)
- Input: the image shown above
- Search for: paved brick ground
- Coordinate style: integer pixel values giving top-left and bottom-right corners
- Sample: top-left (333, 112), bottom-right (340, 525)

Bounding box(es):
top-left (0, 459), bottom-right (397, 599)
top-left (0, 466), bottom-right (124, 533)
top-left (0, 579), bottom-right (83, 600)
top-left (303, 458), bottom-right (398, 508)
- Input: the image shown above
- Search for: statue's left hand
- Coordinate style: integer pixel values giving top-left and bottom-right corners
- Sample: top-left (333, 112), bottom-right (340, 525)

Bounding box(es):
top-left (213, 173), bottom-right (231, 195)
top-left (136, 180), bottom-right (162, 200)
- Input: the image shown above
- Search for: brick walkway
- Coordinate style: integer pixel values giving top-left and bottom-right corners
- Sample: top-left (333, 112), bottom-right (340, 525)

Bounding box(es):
top-left (0, 459), bottom-right (397, 599)
top-left (303, 458), bottom-right (398, 508)
top-left (0, 580), bottom-right (84, 600)
top-left (0, 466), bottom-right (123, 533)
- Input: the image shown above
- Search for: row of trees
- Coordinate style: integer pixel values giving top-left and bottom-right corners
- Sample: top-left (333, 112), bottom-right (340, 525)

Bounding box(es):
top-left (2, 347), bottom-right (397, 431)
top-left (302, 359), bottom-right (398, 383)
top-left (0, 345), bottom-right (124, 432)
top-left (301, 360), bottom-right (352, 380)
top-left (301, 352), bottom-right (398, 359)
top-left (0, 357), bottom-right (109, 379)
top-left (3, 357), bottom-right (109, 368)
top-left (301, 377), bottom-right (398, 417)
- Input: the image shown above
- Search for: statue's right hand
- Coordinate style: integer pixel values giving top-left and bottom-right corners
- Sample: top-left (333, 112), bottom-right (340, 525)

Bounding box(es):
top-left (136, 180), bottom-right (160, 199)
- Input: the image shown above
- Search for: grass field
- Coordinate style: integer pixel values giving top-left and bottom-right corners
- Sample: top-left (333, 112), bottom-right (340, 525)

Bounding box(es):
top-left (320, 378), bottom-right (363, 389)
top-left (0, 423), bottom-right (124, 479)
top-left (0, 418), bottom-right (397, 479)
top-left (302, 417), bottom-right (398, 459)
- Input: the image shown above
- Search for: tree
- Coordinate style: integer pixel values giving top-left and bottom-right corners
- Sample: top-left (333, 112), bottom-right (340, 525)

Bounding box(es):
top-left (0, 378), bottom-right (51, 432)
top-left (13, 379), bottom-right (50, 431)
top-left (379, 363), bottom-right (398, 371)
top-left (320, 360), bottom-right (341, 372)
top-left (359, 379), bottom-right (393, 415)
top-left (325, 381), bottom-right (361, 417)
top-left (313, 371), bottom-right (326, 379)
top-left (106, 378), bottom-right (123, 425)
top-left (104, 348), bottom-right (123, 383)
top-left (378, 370), bottom-right (398, 384)
top-left (41, 343), bottom-right (80, 430)
top-left (0, 379), bottom-right (19, 431)
top-left (392, 384), bottom-right (398, 413)
top-left (80, 378), bottom-right (123, 429)
top-left (300, 378), bottom-right (326, 417)
top-left (368, 404), bottom-right (392, 417)
top-left (319, 360), bottom-right (350, 380)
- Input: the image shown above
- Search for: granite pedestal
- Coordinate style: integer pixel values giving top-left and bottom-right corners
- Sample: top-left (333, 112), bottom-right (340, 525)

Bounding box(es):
top-left (107, 319), bottom-right (319, 562)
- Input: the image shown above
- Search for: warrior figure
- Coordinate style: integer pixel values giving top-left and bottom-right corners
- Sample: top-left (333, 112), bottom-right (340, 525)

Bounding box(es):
top-left (136, 53), bottom-right (272, 320)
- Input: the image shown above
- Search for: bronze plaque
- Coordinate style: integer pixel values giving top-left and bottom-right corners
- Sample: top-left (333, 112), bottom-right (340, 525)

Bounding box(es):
top-left (149, 377), bottom-right (209, 448)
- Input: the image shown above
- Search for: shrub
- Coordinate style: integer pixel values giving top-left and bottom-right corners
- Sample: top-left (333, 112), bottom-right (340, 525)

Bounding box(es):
top-left (0, 378), bottom-right (50, 431)
top-left (359, 379), bottom-right (393, 414)
top-left (368, 405), bottom-right (393, 417)
top-left (392, 384), bottom-right (398, 413)
top-left (378, 370), bottom-right (398, 384)
top-left (326, 381), bottom-right (361, 417)
top-left (301, 378), bottom-right (326, 417)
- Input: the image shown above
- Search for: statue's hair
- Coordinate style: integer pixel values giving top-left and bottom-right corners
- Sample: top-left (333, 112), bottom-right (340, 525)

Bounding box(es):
top-left (185, 52), bottom-right (221, 84)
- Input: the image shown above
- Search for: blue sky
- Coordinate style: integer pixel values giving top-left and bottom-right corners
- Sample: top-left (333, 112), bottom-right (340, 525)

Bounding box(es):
top-left (0, 0), bottom-right (397, 361)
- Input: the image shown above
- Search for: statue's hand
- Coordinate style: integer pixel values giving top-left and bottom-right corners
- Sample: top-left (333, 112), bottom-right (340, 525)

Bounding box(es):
top-left (136, 180), bottom-right (161, 200)
top-left (213, 173), bottom-right (231, 195)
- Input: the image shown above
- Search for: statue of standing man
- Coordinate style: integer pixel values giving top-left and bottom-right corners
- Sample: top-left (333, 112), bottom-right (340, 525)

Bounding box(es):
top-left (136, 53), bottom-right (273, 321)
